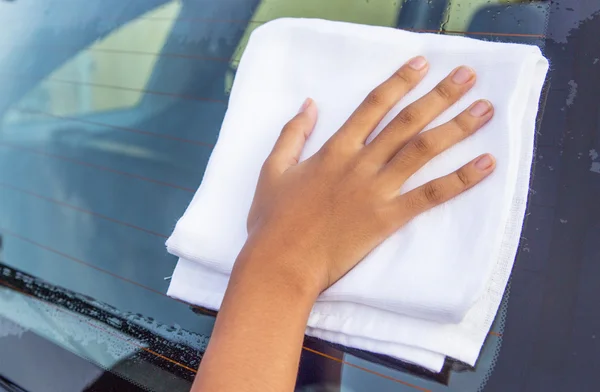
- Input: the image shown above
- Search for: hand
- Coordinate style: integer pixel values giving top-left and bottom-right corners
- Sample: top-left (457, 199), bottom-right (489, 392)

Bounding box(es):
top-left (243, 56), bottom-right (495, 297)
top-left (195, 57), bottom-right (497, 391)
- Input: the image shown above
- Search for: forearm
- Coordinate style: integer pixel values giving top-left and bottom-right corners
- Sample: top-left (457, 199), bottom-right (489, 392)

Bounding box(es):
top-left (191, 245), bottom-right (319, 392)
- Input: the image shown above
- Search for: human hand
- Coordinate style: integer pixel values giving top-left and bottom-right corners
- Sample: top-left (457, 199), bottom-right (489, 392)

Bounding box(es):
top-left (242, 56), bottom-right (495, 297)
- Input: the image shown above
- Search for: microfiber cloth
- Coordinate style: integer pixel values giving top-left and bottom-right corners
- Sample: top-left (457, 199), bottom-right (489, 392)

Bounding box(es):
top-left (165, 18), bottom-right (549, 371)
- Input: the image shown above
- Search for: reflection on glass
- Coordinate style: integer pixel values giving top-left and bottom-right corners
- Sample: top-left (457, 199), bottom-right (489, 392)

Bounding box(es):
top-left (5, 0), bottom-right (182, 123)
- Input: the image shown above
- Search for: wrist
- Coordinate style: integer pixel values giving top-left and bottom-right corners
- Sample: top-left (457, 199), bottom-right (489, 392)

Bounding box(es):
top-left (231, 241), bottom-right (324, 306)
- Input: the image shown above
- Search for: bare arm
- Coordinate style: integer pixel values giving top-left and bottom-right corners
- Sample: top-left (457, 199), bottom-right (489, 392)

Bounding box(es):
top-left (192, 56), bottom-right (496, 391)
top-left (191, 246), bottom-right (319, 392)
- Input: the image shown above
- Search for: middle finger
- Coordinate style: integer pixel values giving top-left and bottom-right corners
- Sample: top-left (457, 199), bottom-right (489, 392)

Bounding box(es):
top-left (363, 65), bottom-right (476, 164)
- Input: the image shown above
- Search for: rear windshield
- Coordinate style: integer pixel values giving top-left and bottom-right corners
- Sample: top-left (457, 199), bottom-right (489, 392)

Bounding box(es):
top-left (1, 0), bottom-right (599, 391)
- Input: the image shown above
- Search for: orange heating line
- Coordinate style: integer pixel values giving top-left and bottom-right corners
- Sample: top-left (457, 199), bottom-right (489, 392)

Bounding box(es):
top-left (0, 185), bottom-right (504, 336)
top-left (302, 346), bottom-right (431, 392)
top-left (0, 226), bottom-right (503, 389)
top-left (0, 280), bottom-right (198, 374)
top-left (135, 16), bottom-right (546, 38)
top-left (8, 21), bottom-right (546, 118)
top-left (0, 271), bottom-right (432, 390)
top-left (3, 25), bottom-right (545, 67)
top-left (12, 107), bottom-right (215, 148)
top-left (134, 16), bottom-right (547, 40)
top-left (0, 42), bottom-right (233, 62)
top-left (0, 228), bottom-right (171, 298)
top-left (0, 226), bottom-right (502, 340)
top-left (0, 145), bottom-right (507, 342)
top-left (404, 27), bottom-right (546, 38)
top-left (0, 142), bottom-right (196, 192)
top-left (0, 183), bottom-right (169, 239)
top-left (37, 77), bottom-right (228, 104)
top-left (85, 47), bottom-right (232, 62)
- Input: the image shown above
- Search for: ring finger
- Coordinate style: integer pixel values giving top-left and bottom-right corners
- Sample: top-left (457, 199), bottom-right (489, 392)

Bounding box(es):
top-left (364, 65), bottom-right (477, 165)
top-left (378, 99), bottom-right (494, 190)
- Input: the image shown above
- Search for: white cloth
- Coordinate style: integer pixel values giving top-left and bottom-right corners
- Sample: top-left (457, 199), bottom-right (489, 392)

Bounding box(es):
top-left (165, 18), bottom-right (549, 372)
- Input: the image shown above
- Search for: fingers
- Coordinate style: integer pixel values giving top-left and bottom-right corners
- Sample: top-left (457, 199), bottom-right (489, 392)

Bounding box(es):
top-left (264, 98), bottom-right (318, 174)
top-left (379, 99), bottom-right (494, 187)
top-left (364, 65), bottom-right (477, 164)
top-left (333, 56), bottom-right (429, 146)
top-left (396, 154), bottom-right (495, 221)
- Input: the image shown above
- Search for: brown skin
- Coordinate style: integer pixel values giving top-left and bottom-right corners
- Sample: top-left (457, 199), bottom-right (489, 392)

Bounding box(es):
top-left (191, 56), bottom-right (496, 391)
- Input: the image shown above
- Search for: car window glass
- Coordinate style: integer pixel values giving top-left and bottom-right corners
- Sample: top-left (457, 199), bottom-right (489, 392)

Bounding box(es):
top-left (4, 1), bottom-right (182, 124)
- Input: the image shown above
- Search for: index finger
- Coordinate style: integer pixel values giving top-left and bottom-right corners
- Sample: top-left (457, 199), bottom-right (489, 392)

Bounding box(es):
top-left (333, 56), bottom-right (429, 146)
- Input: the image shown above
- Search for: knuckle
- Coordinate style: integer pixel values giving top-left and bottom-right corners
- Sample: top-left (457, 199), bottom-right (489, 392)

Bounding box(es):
top-left (320, 138), bottom-right (353, 160)
top-left (287, 155), bottom-right (300, 166)
top-left (456, 168), bottom-right (471, 187)
top-left (260, 158), bottom-right (278, 175)
top-left (345, 158), bottom-right (366, 177)
top-left (422, 182), bottom-right (445, 204)
top-left (352, 158), bottom-right (378, 175)
top-left (396, 107), bottom-right (419, 126)
top-left (405, 194), bottom-right (424, 212)
top-left (392, 68), bottom-right (413, 84)
top-left (374, 205), bottom-right (396, 232)
top-left (280, 121), bottom-right (298, 136)
top-left (364, 89), bottom-right (387, 107)
top-left (411, 135), bottom-right (433, 154)
top-left (433, 82), bottom-right (454, 101)
top-left (453, 116), bottom-right (473, 135)
top-left (319, 140), bottom-right (339, 157)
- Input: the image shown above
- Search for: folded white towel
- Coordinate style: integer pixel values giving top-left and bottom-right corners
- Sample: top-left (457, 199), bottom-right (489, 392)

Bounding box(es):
top-left (165, 18), bottom-right (548, 372)
top-left (168, 258), bottom-right (448, 370)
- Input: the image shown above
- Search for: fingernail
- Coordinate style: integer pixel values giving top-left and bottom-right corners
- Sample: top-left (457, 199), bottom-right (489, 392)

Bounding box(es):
top-left (298, 98), bottom-right (312, 113)
top-left (408, 56), bottom-right (428, 70)
top-left (475, 154), bottom-right (494, 171)
top-left (469, 100), bottom-right (492, 117)
top-left (452, 66), bottom-right (474, 84)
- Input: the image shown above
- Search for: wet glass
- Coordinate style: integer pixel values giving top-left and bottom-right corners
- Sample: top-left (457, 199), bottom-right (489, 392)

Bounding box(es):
top-left (1, 0), bottom-right (599, 391)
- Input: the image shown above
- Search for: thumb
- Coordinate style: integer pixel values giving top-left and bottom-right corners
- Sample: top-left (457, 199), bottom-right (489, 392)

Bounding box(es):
top-left (266, 98), bottom-right (318, 173)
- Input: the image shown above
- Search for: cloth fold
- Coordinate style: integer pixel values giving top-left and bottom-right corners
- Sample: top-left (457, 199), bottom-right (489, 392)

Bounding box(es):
top-left (165, 18), bottom-right (549, 372)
